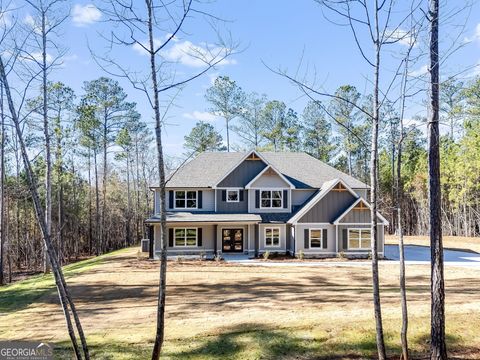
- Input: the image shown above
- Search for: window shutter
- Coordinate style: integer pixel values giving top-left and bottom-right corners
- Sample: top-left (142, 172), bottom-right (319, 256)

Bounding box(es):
top-left (304, 229), bottom-right (309, 249)
top-left (322, 229), bottom-right (328, 249)
top-left (222, 190), bottom-right (226, 201)
top-left (168, 191), bottom-right (173, 209)
top-left (255, 190), bottom-right (260, 208)
top-left (283, 190), bottom-right (288, 208)
top-left (197, 228), bottom-right (202, 247)
top-left (239, 190), bottom-right (244, 201)
top-left (169, 228), bottom-right (174, 247)
top-left (198, 191), bottom-right (203, 209)
top-left (342, 229), bottom-right (348, 250)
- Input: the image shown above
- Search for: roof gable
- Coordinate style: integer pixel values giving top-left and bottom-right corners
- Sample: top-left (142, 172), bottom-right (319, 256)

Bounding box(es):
top-left (245, 165), bottom-right (295, 189)
top-left (216, 151), bottom-right (267, 188)
top-left (333, 198), bottom-right (389, 225)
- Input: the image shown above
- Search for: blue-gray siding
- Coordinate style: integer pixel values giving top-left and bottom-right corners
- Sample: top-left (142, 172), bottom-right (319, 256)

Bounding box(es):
top-left (215, 189), bottom-right (248, 212)
top-left (217, 158), bottom-right (267, 187)
top-left (298, 191), bottom-right (357, 223)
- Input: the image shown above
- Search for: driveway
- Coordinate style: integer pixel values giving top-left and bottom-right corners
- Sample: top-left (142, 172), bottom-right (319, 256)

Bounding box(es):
top-left (384, 244), bottom-right (480, 267)
top-left (228, 245), bottom-right (480, 268)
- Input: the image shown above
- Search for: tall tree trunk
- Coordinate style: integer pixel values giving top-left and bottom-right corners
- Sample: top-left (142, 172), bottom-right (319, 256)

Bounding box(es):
top-left (148, 0), bottom-right (168, 357)
top-left (0, 54), bottom-right (89, 360)
top-left (42, 11), bottom-right (52, 274)
top-left (428, 0), bottom-right (447, 358)
top-left (94, 149), bottom-right (100, 256)
top-left (102, 116), bottom-right (108, 253)
top-left (371, 2), bottom-right (386, 358)
top-left (88, 150), bottom-right (93, 255)
top-left (0, 84), bottom-right (5, 285)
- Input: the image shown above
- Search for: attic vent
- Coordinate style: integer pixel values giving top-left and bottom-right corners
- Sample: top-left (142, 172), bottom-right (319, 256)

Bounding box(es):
top-left (332, 182), bottom-right (347, 192)
top-left (265, 168), bottom-right (276, 175)
top-left (246, 152), bottom-right (261, 160)
top-left (353, 201), bottom-right (369, 210)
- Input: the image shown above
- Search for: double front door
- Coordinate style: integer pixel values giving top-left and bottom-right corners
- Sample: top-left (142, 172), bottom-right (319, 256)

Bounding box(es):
top-left (222, 228), bottom-right (243, 252)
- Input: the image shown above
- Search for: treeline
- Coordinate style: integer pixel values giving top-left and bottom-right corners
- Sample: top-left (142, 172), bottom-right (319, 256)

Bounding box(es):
top-left (186, 76), bottom-right (480, 238)
top-left (0, 77), bottom-right (157, 282)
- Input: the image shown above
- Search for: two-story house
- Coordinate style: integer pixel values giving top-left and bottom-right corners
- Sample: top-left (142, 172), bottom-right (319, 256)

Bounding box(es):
top-left (145, 151), bottom-right (388, 258)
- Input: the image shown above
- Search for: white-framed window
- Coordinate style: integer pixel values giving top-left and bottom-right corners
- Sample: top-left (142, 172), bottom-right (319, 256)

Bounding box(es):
top-left (174, 228), bottom-right (197, 247)
top-left (348, 229), bottom-right (371, 250)
top-left (260, 190), bottom-right (283, 208)
top-left (174, 190), bottom-right (197, 209)
top-left (309, 229), bottom-right (323, 248)
top-left (265, 227), bottom-right (280, 247)
top-left (227, 189), bottom-right (240, 202)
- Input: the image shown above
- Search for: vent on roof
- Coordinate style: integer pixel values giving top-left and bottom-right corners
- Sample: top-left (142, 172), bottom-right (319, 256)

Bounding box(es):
top-left (246, 152), bottom-right (261, 160)
top-left (354, 201), bottom-right (369, 210)
top-left (332, 182), bottom-right (347, 192)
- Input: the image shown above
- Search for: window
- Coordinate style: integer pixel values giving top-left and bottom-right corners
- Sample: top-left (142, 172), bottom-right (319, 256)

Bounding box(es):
top-left (174, 228), bottom-right (197, 247)
top-left (348, 229), bottom-right (371, 250)
top-left (261, 190), bottom-right (283, 208)
top-left (265, 227), bottom-right (280, 247)
top-left (174, 191), bottom-right (197, 209)
top-left (227, 189), bottom-right (239, 202)
top-left (310, 229), bottom-right (323, 248)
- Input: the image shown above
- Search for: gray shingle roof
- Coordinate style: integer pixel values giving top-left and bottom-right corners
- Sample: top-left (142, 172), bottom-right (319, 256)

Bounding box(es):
top-left (164, 151), bottom-right (368, 189)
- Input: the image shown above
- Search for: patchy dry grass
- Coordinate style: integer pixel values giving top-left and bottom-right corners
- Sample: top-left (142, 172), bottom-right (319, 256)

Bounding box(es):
top-left (1, 247), bottom-right (480, 359)
top-left (386, 235), bottom-right (480, 253)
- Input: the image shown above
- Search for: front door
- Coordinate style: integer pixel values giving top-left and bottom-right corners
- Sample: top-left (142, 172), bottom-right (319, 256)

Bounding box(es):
top-left (222, 229), bottom-right (243, 252)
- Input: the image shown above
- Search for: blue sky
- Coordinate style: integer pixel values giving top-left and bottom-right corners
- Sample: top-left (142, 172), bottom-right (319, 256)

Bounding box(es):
top-left (49, 1), bottom-right (480, 158)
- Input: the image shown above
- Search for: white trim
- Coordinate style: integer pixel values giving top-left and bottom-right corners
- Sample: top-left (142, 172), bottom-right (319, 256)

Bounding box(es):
top-left (173, 190), bottom-right (198, 210)
top-left (212, 150), bottom-right (269, 188)
top-left (264, 226), bottom-right (281, 248)
top-left (245, 165), bottom-right (296, 189)
top-left (157, 248), bottom-right (215, 253)
top-left (335, 225), bottom-right (338, 254)
top-left (288, 178), bottom-right (359, 224)
top-left (226, 189), bottom-right (240, 203)
top-left (259, 189), bottom-right (284, 209)
top-left (295, 222), bottom-right (331, 226)
top-left (173, 227), bottom-right (198, 247)
top-left (347, 228), bottom-right (371, 250)
top-left (309, 228), bottom-right (324, 249)
top-left (333, 197), bottom-right (389, 225)
top-left (300, 251), bottom-right (337, 255)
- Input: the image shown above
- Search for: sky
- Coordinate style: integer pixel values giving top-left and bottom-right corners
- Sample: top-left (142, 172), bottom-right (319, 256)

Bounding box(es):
top-left (21, 0), bottom-right (480, 158)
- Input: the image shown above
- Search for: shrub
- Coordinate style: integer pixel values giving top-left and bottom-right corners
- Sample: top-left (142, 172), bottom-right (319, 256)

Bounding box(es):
top-left (263, 251), bottom-right (270, 260)
top-left (214, 254), bottom-right (223, 262)
top-left (337, 251), bottom-right (346, 259)
top-left (296, 250), bottom-right (304, 260)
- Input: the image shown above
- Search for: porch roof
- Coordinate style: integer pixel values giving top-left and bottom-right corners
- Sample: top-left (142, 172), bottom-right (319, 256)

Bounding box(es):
top-left (146, 212), bottom-right (262, 224)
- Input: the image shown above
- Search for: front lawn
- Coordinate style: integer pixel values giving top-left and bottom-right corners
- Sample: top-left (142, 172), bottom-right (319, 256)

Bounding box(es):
top-left (1, 247), bottom-right (479, 359)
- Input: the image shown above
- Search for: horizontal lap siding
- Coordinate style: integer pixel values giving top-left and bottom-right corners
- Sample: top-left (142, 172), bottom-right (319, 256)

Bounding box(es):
top-left (295, 224), bottom-right (335, 253)
top-left (155, 223), bottom-right (215, 252)
top-left (292, 190), bottom-right (317, 206)
top-left (337, 224), bottom-right (384, 253)
top-left (164, 189), bottom-right (215, 212)
top-left (299, 191), bottom-right (357, 223)
top-left (258, 224), bottom-right (287, 252)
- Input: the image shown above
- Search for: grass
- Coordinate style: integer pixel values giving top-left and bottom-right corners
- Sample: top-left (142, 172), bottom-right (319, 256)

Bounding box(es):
top-left (385, 235), bottom-right (480, 253)
top-left (0, 248), bottom-right (131, 313)
top-left (1, 247), bottom-right (480, 359)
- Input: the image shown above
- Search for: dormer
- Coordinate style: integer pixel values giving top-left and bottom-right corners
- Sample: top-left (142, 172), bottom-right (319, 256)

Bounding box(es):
top-left (245, 165), bottom-right (295, 213)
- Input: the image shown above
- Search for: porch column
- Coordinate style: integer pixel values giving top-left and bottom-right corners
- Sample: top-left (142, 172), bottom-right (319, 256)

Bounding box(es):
top-left (214, 224), bottom-right (218, 255)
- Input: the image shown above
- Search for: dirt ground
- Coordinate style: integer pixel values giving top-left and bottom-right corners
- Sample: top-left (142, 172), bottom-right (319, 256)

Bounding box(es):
top-left (2, 248), bottom-right (480, 359)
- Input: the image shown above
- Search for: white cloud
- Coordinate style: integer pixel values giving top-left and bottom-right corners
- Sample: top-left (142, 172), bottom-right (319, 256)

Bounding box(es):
top-left (183, 111), bottom-right (220, 122)
top-left (72, 4), bottom-right (101, 27)
top-left (464, 23), bottom-right (480, 44)
top-left (24, 52), bottom-right (54, 63)
top-left (133, 38), bottom-right (236, 68)
top-left (409, 65), bottom-right (428, 77)
top-left (385, 28), bottom-right (417, 47)
top-left (0, 10), bottom-right (12, 28)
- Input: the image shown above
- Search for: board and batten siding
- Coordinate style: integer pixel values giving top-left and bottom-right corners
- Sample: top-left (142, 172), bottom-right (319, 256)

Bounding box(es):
top-left (338, 206), bottom-right (384, 224)
top-left (295, 224), bottom-right (336, 253)
top-left (216, 189), bottom-right (248, 213)
top-left (154, 223), bottom-right (216, 254)
top-left (162, 188), bottom-right (215, 212)
top-left (217, 158), bottom-right (267, 187)
top-left (337, 224), bottom-right (385, 253)
top-left (298, 190), bottom-right (357, 223)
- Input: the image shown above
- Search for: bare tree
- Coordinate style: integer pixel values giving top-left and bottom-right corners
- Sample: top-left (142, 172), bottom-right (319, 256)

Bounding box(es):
top-left (95, 1), bottom-right (237, 357)
top-left (428, 0), bottom-right (447, 358)
top-left (0, 83), bottom-right (4, 285)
